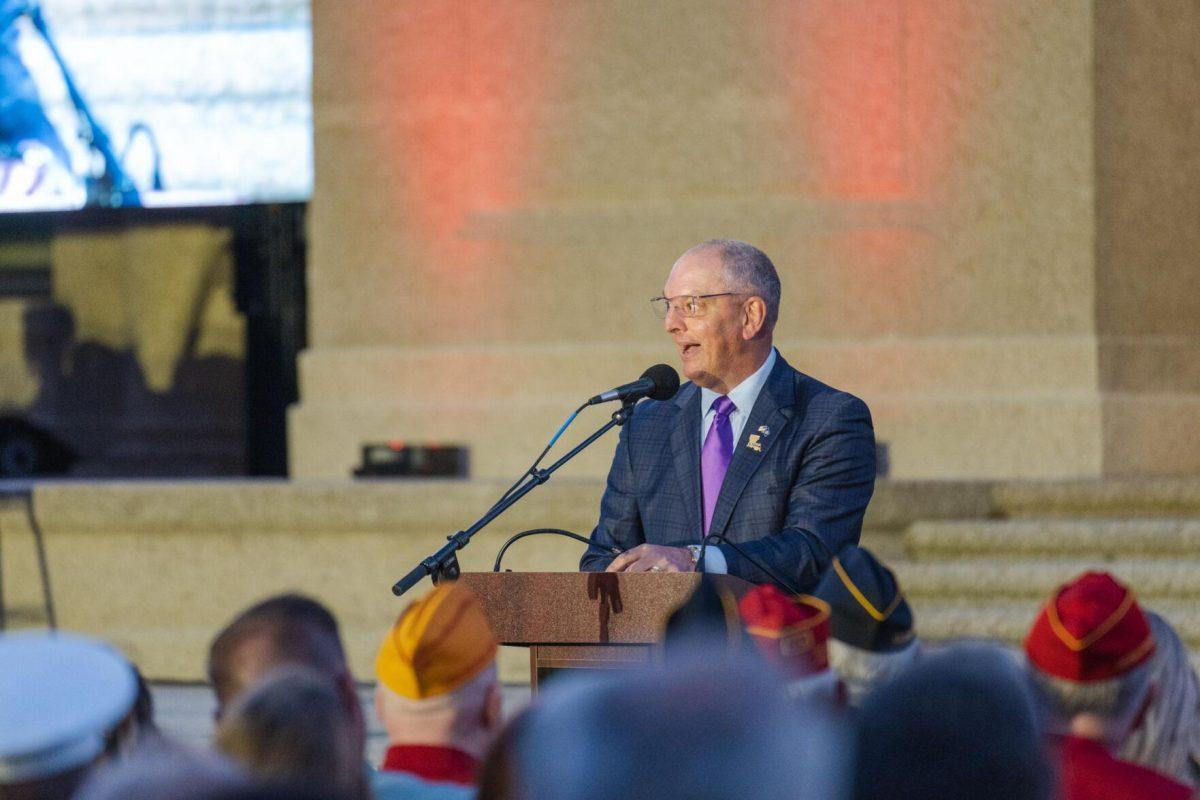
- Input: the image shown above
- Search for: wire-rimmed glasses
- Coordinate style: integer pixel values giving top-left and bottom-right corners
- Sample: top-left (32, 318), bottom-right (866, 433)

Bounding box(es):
top-left (649, 292), bottom-right (743, 319)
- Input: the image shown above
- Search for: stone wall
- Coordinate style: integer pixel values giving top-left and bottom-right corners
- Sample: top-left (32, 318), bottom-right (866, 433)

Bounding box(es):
top-left (295, 1), bottom-right (1200, 482)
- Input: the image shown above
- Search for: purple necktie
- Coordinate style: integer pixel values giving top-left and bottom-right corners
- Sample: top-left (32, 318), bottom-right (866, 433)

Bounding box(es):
top-left (701, 395), bottom-right (736, 536)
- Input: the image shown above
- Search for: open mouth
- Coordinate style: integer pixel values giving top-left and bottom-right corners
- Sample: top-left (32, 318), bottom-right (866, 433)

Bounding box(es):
top-left (680, 343), bottom-right (699, 357)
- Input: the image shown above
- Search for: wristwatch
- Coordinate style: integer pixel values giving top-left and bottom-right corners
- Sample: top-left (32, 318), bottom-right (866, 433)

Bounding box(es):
top-left (686, 544), bottom-right (703, 570)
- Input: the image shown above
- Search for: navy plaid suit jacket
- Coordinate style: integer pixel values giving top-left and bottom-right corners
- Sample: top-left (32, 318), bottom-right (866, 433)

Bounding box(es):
top-left (580, 353), bottom-right (876, 591)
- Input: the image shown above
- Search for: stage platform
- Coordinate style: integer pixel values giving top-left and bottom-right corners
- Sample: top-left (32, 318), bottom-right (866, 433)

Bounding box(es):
top-left (1, 477), bottom-right (1197, 683)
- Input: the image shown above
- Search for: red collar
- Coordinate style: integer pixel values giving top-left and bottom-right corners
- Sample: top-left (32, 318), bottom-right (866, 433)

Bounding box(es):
top-left (381, 745), bottom-right (478, 786)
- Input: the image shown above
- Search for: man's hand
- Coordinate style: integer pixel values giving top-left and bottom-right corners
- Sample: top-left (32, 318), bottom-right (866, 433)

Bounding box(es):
top-left (605, 544), bottom-right (694, 573)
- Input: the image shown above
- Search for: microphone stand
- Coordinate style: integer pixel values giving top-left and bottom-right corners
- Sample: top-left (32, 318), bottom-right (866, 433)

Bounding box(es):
top-left (390, 399), bottom-right (637, 597)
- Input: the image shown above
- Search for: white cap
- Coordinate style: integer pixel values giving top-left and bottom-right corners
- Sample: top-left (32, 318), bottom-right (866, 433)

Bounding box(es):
top-left (0, 631), bottom-right (137, 783)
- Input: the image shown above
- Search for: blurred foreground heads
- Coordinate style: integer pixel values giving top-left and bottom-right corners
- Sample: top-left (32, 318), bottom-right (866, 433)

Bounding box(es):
top-left (0, 632), bottom-right (137, 800)
top-left (375, 582), bottom-right (503, 787)
top-left (854, 643), bottom-right (1052, 800)
top-left (514, 654), bottom-right (849, 800)
top-left (75, 738), bottom-right (248, 800)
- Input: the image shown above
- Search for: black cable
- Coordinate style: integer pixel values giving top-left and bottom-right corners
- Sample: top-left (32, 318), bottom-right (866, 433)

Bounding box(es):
top-left (492, 528), bottom-right (619, 572)
top-left (699, 533), bottom-right (805, 596)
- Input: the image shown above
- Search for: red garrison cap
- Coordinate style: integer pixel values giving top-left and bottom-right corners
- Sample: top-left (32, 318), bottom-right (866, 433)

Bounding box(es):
top-left (1024, 571), bottom-right (1155, 682)
top-left (738, 584), bottom-right (830, 677)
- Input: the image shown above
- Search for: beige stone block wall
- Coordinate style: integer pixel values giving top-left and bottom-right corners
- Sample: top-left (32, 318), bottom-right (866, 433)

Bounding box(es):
top-left (295, 1), bottom-right (1109, 480)
top-left (1093, 3), bottom-right (1200, 476)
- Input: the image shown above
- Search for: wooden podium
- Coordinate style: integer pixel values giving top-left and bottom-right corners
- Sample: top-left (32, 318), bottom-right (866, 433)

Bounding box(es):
top-left (457, 572), bottom-right (754, 690)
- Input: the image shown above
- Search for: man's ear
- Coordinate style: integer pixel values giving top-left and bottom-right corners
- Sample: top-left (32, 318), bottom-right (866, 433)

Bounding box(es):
top-left (742, 296), bottom-right (768, 339)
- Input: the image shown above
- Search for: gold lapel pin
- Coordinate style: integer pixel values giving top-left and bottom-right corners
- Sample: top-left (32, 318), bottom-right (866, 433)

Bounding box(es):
top-left (746, 434), bottom-right (763, 452)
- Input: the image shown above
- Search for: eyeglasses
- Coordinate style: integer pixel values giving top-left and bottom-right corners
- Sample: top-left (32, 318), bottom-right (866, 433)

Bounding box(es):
top-left (649, 293), bottom-right (743, 319)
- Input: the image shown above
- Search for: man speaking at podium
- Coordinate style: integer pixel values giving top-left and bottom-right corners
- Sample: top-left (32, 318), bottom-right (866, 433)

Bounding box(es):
top-left (580, 240), bottom-right (876, 591)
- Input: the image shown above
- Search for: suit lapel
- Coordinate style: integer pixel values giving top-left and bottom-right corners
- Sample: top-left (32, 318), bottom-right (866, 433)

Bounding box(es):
top-left (669, 382), bottom-right (703, 539)
top-left (707, 356), bottom-right (797, 540)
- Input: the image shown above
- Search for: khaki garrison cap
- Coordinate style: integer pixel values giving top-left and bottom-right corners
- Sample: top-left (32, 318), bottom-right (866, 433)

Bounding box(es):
top-left (0, 632), bottom-right (137, 783)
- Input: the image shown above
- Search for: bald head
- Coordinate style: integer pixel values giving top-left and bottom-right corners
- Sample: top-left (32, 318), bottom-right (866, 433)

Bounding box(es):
top-left (685, 239), bottom-right (781, 330)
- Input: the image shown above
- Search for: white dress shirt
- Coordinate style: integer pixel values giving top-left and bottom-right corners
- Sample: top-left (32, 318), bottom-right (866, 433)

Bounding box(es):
top-left (694, 348), bottom-right (778, 573)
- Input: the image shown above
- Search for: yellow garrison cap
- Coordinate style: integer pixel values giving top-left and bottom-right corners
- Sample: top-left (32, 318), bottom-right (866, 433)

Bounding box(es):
top-left (376, 582), bottom-right (498, 700)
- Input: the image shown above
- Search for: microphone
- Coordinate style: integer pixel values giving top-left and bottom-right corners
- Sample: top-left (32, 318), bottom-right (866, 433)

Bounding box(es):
top-left (587, 364), bottom-right (680, 406)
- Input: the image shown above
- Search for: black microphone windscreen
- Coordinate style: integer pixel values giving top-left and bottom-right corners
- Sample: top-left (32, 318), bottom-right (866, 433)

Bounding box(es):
top-left (641, 364), bottom-right (680, 401)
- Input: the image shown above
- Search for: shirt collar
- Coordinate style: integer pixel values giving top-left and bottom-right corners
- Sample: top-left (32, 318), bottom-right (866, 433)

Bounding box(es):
top-left (700, 347), bottom-right (777, 415)
top-left (381, 744), bottom-right (478, 786)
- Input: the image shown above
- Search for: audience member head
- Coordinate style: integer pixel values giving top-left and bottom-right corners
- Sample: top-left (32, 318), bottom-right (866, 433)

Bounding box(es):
top-left (0, 631), bottom-right (137, 800)
top-left (207, 594), bottom-right (350, 719)
top-left (374, 583), bottom-right (502, 765)
top-left (854, 643), bottom-right (1053, 800)
top-left (1024, 571), bottom-right (1156, 748)
top-left (514, 652), bottom-right (849, 800)
top-left (661, 575), bottom-right (745, 656)
top-left (104, 665), bottom-right (158, 759)
top-left (812, 545), bottom-right (919, 705)
top-left (75, 737), bottom-right (249, 800)
top-left (1117, 611), bottom-right (1200, 786)
top-left (478, 707), bottom-right (533, 800)
top-left (215, 667), bottom-right (367, 800)
top-left (738, 584), bottom-right (840, 704)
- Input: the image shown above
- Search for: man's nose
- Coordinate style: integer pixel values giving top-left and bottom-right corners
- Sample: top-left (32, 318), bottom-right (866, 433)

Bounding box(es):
top-left (664, 304), bottom-right (685, 334)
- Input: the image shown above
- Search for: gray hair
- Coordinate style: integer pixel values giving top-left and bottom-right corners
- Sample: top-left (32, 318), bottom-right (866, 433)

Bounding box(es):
top-left (1028, 657), bottom-right (1154, 744)
top-left (1119, 611), bottom-right (1200, 787)
top-left (694, 239), bottom-right (782, 328)
top-left (828, 637), bottom-right (922, 706)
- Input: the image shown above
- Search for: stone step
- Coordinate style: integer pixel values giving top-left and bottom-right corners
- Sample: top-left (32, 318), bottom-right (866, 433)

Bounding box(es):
top-left (991, 480), bottom-right (1200, 519)
top-left (892, 558), bottom-right (1200, 600)
top-left (911, 598), bottom-right (1200, 650)
top-left (906, 519), bottom-right (1200, 557)
top-left (861, 481), bottom-right (994, 530)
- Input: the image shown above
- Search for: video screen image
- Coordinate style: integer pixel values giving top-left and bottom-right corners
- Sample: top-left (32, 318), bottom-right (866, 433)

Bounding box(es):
top-left (0, 0), bottom-right (311, 212)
